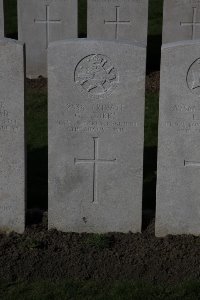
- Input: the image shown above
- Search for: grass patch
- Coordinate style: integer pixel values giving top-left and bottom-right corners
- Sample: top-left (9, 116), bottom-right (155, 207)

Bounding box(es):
top-left (4, 0), bottom-right (17, 38)
top-left (145, 92), bottom-right (159, 148)
top-left (84, 234), bottom-right (114, 250)
top-left (26, 83), bottom-right (48, 209)
top-left (19, 237), bottom-right (44, 251)
top-left (26, 84), bottom-right (47, 150)
top-left (147, 0), bottom-right (163, 70)
top-left (148, 0), bottom-right (163, 36)
top-left (0, 280), bottom-right (200, 300)
top-left (79, 0), bottom-right (87, 37)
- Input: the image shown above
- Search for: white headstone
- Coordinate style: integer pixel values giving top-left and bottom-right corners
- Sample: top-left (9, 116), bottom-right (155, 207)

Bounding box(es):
top-left (156, 40), bottom-right (200, 237)
top-left (163, 0), bottom-right (200, 43)
top-left (18, 0), bottom-right (78, 78)
top-left (48, 39), bottom-right (146, 233)
top-left (0, 38), bottom-right (25, 233)
top-left (87, 0), bottom-right (149, 45)
top-left (0, 0), bottom-right (4, 37)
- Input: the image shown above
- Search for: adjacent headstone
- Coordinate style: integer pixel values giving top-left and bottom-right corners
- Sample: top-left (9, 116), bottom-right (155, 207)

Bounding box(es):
top-left (156, 40), bottom-right (200, 237)
top-left (163, 0), bottom-right (200, 43)
top-left (18, 0), bottom-right (78, 78)
top-left (48, 39), bottom-right (146, 233)
top-left (0, 38), bottom-right (25, 233)
top-left (87, 0), bottom-right (149, 45)
top-left (0, 0), bottom-right (4, 37)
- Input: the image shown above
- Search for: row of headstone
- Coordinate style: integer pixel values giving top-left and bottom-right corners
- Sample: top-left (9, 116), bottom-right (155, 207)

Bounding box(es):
top-left (1, 0), bottom-right (200, 236)
top-left (0, 0), bottom-right (150, 78)
top-left (2, 1), bottom-right (200, 76)
top-left (17, 0), bottom-right (149, 78)
top-left (0, 37), bottom-right (146, 234)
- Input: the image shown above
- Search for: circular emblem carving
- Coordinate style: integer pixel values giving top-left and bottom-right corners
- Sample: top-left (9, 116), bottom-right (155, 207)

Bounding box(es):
top-left (74, 54), bottom-right (119, 99)
top-left (187, 58), bottom-right (200, 96)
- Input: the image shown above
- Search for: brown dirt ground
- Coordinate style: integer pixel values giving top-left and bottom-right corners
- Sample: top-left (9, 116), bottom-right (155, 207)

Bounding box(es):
top-left (26, 76), bottom-right (47, 91)
top-left (146, 71), bottom-right (160, 93)
top-left (0, 211), bottom-right (199, 284)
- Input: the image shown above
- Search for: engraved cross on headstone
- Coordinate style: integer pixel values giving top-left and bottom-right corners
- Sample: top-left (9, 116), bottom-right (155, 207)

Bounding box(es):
top-left (180, 7), bottom-right (200, 40)
top-left (104, 6), bottom-right (131, 40)
top-left (184, 160), bottom-right (200, 167)
top-left (74, 137), bottom-right (117, 204)
top-left (34, 5), bottom-right (62, 49)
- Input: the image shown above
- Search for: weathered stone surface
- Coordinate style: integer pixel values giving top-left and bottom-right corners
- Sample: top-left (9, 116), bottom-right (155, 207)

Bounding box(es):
top-left (0, 38), bottom-right (25, 233)
top-left (18, 0), bottom-right (78, 78)
top-left (48, 39), bottom-right (146, 233)
top-left (156, 40), bottom-right (200, 237)
top-left (163, 0), bottom-right (200, 43)
top-left (0, 0), bottom-right (4, 37)
top-left (87, 0), bottom-right (148, 45)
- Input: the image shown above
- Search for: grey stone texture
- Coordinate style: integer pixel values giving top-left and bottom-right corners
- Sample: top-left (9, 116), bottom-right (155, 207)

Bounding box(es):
top-left (0, 38), bottom-right (25, 233)
top-left (163, 0), bottom-right (200, 43)
top-left (156, 40), bottom-right (200, 237)
top-left (18, 0), bottom-right (78, 78)
top-left (87, 0), bottom-right (148, 45)
top-left (48, 39), bottom-right (146, 233)
top-left (0, 0), bottom-right (4, 36)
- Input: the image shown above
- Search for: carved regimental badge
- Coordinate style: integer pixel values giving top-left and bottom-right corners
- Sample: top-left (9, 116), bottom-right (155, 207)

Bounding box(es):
top-left (187, 58), bottom-right (200, 96)
top-left (74, 54), bottom-right (119, 99)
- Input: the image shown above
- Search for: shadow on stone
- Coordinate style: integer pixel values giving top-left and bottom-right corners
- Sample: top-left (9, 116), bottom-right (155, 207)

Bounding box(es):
top-left (26, 209), bottom-right (44, 226)
top-left (147, 35), bottom-right (162, 72)
top-left (142, 146), bottom-right (157, 230)
top-left (79, 0), bottom-right (87, 38)
top-left (27, 147), bottom-right (48, 210)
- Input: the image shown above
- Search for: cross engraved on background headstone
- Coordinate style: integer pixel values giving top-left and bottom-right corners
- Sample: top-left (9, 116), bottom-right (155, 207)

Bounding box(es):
top-left (180, 7), bottom-right (200, 40)
top-left (74, 137), bottom-right (117, 204)
top-left (184, 160), bottom-right (200, 167)
top-left (104, 6), bottom-right (131, 40)
top-left (34, 5), bottom-right (62, 49)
